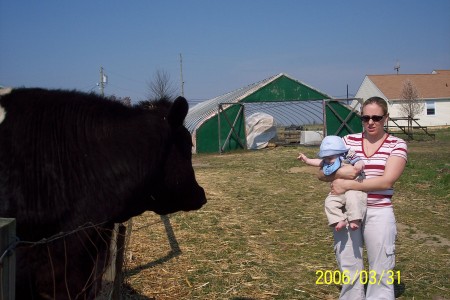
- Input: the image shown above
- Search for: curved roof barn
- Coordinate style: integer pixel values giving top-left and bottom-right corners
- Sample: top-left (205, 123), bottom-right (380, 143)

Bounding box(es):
top-left (186, 73), bottom-right (331, 153)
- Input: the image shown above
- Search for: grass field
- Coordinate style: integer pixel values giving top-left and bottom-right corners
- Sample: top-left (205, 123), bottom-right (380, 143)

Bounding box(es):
top-left (123, 129), bottom-right (450, 300)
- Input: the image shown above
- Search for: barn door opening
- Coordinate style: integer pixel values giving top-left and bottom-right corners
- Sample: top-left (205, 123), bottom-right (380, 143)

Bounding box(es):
top-left (218, 103), bottom-right (246, 153)
top-left (324, 99), bottom-right (363, 137)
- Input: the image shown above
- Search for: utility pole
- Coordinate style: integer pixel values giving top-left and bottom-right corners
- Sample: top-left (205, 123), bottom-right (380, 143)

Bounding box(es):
top-left (346, 84), bottom-right (349, 105)
top-left (179, 53), bottom-right (185, 97)
top-left (99, 66), bottom-right (106, 96)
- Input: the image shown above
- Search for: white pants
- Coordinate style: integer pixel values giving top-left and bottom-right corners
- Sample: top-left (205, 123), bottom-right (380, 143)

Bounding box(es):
top-left (333, 207), bottom-right (397, 300)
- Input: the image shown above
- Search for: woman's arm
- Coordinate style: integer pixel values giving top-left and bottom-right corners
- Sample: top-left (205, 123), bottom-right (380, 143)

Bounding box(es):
top-left (330, 156), bottom-right (407, 194)
top-left (318, 164), bottom-right (359, 182)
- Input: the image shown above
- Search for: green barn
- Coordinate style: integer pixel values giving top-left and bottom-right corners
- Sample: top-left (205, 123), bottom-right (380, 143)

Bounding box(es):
top-left (185, 73), bottom-right (361, 153)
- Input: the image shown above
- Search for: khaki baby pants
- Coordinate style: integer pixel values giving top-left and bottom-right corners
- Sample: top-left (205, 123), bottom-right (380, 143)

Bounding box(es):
top-left (325, 190), bottom-right (367, 226)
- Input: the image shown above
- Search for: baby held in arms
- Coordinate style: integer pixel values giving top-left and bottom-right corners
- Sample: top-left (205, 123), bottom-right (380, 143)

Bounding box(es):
top-left (298, 136), bottom-right (367, 231)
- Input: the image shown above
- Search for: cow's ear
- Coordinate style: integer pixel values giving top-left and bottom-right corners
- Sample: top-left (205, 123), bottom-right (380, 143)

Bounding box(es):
top-left (168, 96), bottom-right (189, 128)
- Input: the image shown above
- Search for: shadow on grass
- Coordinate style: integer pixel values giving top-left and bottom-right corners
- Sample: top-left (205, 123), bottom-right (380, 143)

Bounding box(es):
top-left (125, 215), bottom-right (181, 276)
top-left (394, 281), bottom-right (406, 298)
top-left (361, 278), bottom-right (405, 298)
top-left (120, 282), bottom-right (156, 299)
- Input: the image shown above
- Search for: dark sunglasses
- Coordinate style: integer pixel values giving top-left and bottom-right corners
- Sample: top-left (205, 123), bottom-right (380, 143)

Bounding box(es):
top-left (360, 115), bottom-right (385, 122)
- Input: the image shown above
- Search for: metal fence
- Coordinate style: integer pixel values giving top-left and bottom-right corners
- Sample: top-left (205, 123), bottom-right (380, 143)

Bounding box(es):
top-left (0, 218), bottom-right (16, 300)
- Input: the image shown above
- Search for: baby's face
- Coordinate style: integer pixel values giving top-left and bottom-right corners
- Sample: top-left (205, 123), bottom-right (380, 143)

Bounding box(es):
top-left (323, 155), bottom-right (339, 164)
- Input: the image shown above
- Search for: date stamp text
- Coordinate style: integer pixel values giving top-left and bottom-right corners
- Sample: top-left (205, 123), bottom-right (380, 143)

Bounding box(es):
top-left (315, 270), bottom-right (401, 285)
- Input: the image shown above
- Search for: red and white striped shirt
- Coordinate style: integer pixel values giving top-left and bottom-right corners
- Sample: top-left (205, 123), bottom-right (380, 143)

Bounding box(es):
top-left (343, 133), bottom-right (408, 208)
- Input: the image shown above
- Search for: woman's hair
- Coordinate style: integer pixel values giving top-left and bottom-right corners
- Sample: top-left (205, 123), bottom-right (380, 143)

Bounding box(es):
top-left (362, 96), bottom-right (388, 115)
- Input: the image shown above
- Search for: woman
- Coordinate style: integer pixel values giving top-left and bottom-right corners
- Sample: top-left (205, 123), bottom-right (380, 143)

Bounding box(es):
top-left (320, 96), bottom-right (408, 299)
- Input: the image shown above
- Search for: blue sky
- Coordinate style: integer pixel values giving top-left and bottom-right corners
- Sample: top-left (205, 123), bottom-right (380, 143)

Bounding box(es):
top-left (1, 0), bottom-right (449, 104)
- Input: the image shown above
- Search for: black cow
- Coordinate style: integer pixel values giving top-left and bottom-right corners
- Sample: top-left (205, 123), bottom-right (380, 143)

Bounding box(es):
top-left (0, 88), bottom-right (206, 299)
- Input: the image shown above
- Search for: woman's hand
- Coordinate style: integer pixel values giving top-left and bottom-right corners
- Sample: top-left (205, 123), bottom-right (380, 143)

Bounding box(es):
top-left (331, 179), bottom-right (347, 194)
top-left (330, 156), bottom-right (407, 194)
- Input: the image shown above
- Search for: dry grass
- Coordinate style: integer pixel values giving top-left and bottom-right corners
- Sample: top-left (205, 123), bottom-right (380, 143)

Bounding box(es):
top-left (122, 130), bottom-right (450, 300)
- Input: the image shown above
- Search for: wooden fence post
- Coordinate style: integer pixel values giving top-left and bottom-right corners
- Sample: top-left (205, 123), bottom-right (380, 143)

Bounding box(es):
top-left (0, 218), bottom-right (16, 300)
top-left (110, 224), bottom-right (126, 300)
top-left (102, 223), bottom-right (128, 300)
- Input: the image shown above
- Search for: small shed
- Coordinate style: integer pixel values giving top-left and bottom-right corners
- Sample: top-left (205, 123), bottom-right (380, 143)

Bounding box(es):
top-left (185, 73), bottom-right (332, 153)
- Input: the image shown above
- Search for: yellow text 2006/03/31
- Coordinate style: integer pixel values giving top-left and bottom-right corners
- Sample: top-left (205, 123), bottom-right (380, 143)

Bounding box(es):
top-left (315, 270), bottom-right (401, 285)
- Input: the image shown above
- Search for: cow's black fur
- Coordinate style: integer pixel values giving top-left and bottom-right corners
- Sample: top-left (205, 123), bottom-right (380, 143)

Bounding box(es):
top-left (0, 88), bottom-right (206, 299)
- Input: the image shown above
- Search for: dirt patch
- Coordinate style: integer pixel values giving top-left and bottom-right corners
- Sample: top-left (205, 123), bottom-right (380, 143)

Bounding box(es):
top-left (287, 166), bottom-right (318, 175)
top-left (397, 223), bottom-right (450, 250)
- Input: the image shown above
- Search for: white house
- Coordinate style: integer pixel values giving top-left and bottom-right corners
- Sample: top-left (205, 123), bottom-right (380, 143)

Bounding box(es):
top-left (355, 70), bottom-right (450, 127)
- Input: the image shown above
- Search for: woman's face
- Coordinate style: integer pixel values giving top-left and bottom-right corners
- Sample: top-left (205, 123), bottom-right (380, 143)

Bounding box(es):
top-left (362, 103), bottom-right (387, 137)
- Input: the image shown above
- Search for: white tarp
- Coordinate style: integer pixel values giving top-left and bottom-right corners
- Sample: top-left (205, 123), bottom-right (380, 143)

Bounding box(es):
top-left (246, 112), bottom-right (277, 150)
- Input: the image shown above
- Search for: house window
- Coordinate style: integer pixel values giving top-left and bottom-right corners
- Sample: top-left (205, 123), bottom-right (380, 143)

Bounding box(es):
top-left (426, 101), bottom-right (435, 116)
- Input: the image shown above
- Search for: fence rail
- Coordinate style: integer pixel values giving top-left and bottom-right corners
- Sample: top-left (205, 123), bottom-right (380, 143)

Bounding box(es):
top-left (0, 218), bottom-right (16, 300)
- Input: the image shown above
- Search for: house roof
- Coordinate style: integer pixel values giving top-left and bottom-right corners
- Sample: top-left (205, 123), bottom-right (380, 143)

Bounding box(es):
top-left (366, 70), bottom-right (450, 100)
top-left (432, 70), bottom-right (450, 75)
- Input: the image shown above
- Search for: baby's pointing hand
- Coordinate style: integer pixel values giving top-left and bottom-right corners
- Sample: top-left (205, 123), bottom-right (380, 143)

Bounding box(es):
top-left (297, 153), bottom-right (308, 162)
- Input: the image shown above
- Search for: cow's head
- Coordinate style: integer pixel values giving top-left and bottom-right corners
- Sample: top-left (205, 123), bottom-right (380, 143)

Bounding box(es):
top-left (151, 97), bottom-right (206, 215)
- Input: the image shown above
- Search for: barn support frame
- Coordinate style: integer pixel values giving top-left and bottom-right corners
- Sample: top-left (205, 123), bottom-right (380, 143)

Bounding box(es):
top-left (217, 103), bottom-right (246, 154)
top-left (324, 98), bottom-right (363, 137)
top-left (217, 99), bottom-right (326, 153)
top-left (213, 98), bottom-right (362, 153)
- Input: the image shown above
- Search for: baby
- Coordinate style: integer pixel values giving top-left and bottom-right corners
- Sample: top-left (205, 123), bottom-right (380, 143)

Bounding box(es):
top-left (298, 135), bottom-right (367, 231)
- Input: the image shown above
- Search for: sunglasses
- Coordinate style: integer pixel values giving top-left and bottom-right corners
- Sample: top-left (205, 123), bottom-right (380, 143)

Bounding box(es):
top-left (360, 115), bottom-right (385, 122)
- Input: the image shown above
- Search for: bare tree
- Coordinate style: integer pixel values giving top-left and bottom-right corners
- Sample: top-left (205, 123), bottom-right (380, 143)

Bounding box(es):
top-left (398, 79), bottom-right (424, 133)
top-left (147, 69), bottom-right (178, 101)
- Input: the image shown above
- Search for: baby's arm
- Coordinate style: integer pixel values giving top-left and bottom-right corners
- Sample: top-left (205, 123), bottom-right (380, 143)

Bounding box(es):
top-left (297, 153), bottom-right (323, 167)
top-left (318, 164), bottom-right (359, 182)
